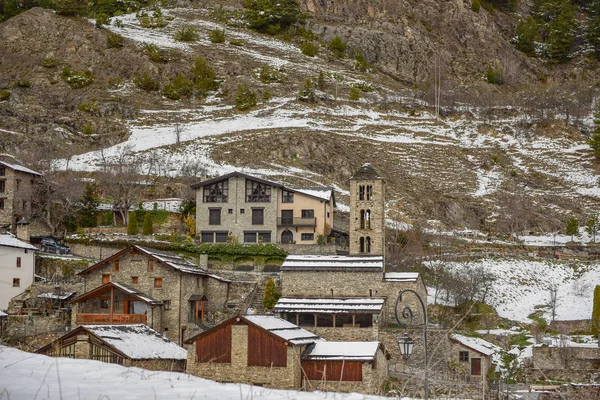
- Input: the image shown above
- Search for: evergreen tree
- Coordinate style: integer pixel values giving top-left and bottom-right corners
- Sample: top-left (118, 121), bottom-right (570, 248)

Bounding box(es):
top-left (586, 215), bottom-right (600, 242)
top-left (127, 211), bottom-right (138, 235)
top-left (587, 0), bottom-right (600, 58)
top-left (234, 84), bottom-right (257, 111)
top-left (592, 285), bottom-right (600, 336)
top-left (262, 278), bottom-right (281, 310)
top-left (142, 212), bottom-right (154, 235)
top-left (243, 0), bottom-right (301, 33)
top-left (191, 57), bottom-right (219, 96)
top-left (78, 183), bottom-right (99, 227)
top-left (329, 36), bottom-right (345, 57)
top-left (566, 215), bottom-right (579, 241)
top-left (515, 17), bottom-right (541, 56)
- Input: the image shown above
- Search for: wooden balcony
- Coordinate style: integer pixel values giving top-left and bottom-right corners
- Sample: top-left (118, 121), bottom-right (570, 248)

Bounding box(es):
top-left (76, 313), bottom-right (146, 325)
top-left (277, 217), bottom-right (317, 227)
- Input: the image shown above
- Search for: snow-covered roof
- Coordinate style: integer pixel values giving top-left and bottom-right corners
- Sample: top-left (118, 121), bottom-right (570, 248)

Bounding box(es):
top-left (384, 272), bottom-right (420, 282)
top-left (0, 233), bottom-right (37, 251)
top-left (97, 198), bottom-right (184, 213)
top-left (281, 255), bottom-right (384, 272)
top-left (288, 187), bottom-right (334, 202)
top-left (534, 336), bottom-right (600, 349)
top-left (0, 311), bottom-right (7, 317)
top-left (303, 341), bottom-right (380, 361)
top-left (84, 324), bottom-right (187, 360)
top-left (450, 334), bottom-right (501, 356)
top-left (350, 163), bottom-right (382, 180)
top-left (244, 315), bottom-right (322, 345)
top-left (273, 298), bottom-right (385, 314)
top-left (136, 246), bottom-right (229, 281)
top-left (37, 292), bottom-right (76, 300)
top-left (0, 160), bottom-right (41, 176)
top-left (70, 281), bottom-right (162, 305)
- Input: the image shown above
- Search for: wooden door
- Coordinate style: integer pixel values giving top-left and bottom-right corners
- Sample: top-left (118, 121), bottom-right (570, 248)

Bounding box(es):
top-left (471, 357), bottom-right (481, 376)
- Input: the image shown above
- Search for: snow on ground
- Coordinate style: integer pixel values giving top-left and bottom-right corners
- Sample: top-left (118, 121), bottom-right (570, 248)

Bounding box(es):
top-left (0, 346), bottom-right (390, 400)
top-left (442, 258), bottom-right (600, 323)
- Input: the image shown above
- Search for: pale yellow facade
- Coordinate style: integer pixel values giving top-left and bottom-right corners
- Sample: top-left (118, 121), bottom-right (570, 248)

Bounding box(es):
top-left (277, 189), bottom-right (334, 245)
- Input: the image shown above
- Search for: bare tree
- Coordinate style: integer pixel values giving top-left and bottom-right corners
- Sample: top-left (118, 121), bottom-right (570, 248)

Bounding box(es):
top-left (548, 284), bottom-right (560, 322)
top-left (174, 123), bottom-right (186, 145)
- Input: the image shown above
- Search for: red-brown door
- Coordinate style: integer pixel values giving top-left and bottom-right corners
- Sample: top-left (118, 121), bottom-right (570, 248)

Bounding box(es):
top-left (471, 358), bottom-right (481, 376)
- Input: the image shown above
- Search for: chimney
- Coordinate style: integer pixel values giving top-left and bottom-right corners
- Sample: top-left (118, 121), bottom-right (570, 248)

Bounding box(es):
top-left (198, 253), bottom-right (208, 271)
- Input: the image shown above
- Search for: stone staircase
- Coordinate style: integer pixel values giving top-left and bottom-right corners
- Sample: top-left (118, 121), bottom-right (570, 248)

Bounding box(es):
top-left (248, 285), bottom-right (265, 314)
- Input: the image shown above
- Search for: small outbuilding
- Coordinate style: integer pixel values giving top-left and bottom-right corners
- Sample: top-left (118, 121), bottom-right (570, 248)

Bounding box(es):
top-left (36, 324), bottom-right (187, 372)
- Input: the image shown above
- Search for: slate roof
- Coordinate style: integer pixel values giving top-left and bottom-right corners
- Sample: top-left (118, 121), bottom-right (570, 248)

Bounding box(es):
top-left (0, 160), bottom-right (42, 176)
top-left (450, 334), bottom-right (500, 356)
top-left (273, 298), bottom-right (385, 314)
top-left (384, 272), bottom-right (420, 282)
top-left (281, 255), bottom-right (384, 272)
top-left (190, 172), bottom-right (282, 189)
top-left (288, 187), bottom-right (335, 204)
top-left (303, 341), bottom-right (381, 361)
top-left (69, 281), bottom-right (163, 305)
top-left (243, 315), bottom-right (323, 345)
top-left (350, 163), bottom-right (382, 180)
top-left (0, 233), bottom-right (37, 251)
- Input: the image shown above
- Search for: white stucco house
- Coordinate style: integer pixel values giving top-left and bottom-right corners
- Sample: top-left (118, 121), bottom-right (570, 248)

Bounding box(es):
top-left (0, 233), bottom-right (36, 310)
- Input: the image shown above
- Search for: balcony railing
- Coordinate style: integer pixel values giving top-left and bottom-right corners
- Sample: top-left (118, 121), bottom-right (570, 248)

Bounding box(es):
top-left (76, 313), bottom-right (147, 324)
top-left (277, 217), bottom-right (317, 227)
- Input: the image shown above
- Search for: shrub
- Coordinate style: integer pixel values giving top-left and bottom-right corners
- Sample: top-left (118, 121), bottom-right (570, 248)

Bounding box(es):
top-left (298, 78), bottom-right (316, 103)
top-left (353, 81), bottom-right (373, 92)
top-left (106, 33), bottom-right (125, 48)
top-left (472, 0), bottom-right (481, 12)
top-left (40, 57), bottom-right (57, 68)
top-left (127, 212), bottom-right (139, 235)
top-left (77, 101), bottom-right (98, 113)
top-left (349, 86), bottom-right (360, 100)
top-left (138, 8), bottom-right (168, 29)
top-left (95, 13), bottom-right (110, 28)
top-left (174, 25), bottom-right (199, 42)
top-left (244, 0), bottom-right (301, 33)
top-left (191, 57), bottom-right (219, 95)
top-left (61, 67), bottom-right (93, 89)
top-left (83, 122), bottom-right (94, 135)
top-left (262, 89), bottom-right (271, 101)
top-left (300, 41), bottom-right (318, 57)
top-left (234, 84), bottom-right (257, 111)
top-left (0, 90), bottom-right (9, 101)
top-left (134, 72), bottom-right (160, 91)
top-left (257, 65), bottom-right (285, 83)
top-left (486, 66), bottom-right (503, 84)
top-left (229, 38), bottom-right (246, 46)
top-left (163, 73), bottom-right (193, 100)
top-left (262, 278), bottom-right (281, 310)
top-left (354, 51), bottom-right (369, 71)
top-left (317, 70), bottom-right (326, 89)
top-left (142, 212), bottom-right (154, 235)
top-left (592, 285), bottom-right (600, 336)
top-left (141, 43), bottom-right (170, 63)
top-left (14, 79), bottom-right (31, 88)
top-left (208, 28), bottom-right (225, 43)
top-left (329, 35), bottom-right (345, 57)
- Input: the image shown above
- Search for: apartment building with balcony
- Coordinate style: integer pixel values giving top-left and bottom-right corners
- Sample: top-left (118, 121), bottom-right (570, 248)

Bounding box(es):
top-left (0, 160), bottom-right (41, 232)
top-left (191, 172), bottom-right (335, 245)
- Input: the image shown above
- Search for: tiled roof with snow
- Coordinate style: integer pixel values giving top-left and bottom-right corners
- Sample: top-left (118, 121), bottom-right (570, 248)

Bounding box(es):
top-left (244, 315), bottom-right (322, 345)
top-left (37, 292), bottom-right (76, 300)
top-left (384, 272), bottom-right (420, 282)
top-left (450, 334), bottom-right (501, 356)
top-left (0, 160), bottom-right (41, 176)
top-left (281, 255), bottom-right (384, 272)
top-left (0, 233), bottom-right (37, 250)
top-left (273, 298), bottom-right (385, 314)
top-left (288, 187), bottom-right (333, 202)
top-left (350, 163), bottom-right (382, 180)
top-left (84, 324), bottom-right (187, 360)
top-left (303, 341), bottom-right (380, 361)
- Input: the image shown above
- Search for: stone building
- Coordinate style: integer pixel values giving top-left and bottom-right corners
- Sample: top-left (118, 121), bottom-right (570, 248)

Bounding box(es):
top-left (71, 245), bottom-right (231, 345)
top-left (527, 339), bottom-right (600, 382)
top-left (349, 163), bottom-right (385, 256)
top-left (191, 172), bottom-right (335, 245)
top-left (36, 324), bottom-right (187, 372)
top-left (0, 160), bottom-right (41, 232)
top-left (0, 233), bottom-right (36, 310)
top-left (448, 334), bottom-right (500, 391)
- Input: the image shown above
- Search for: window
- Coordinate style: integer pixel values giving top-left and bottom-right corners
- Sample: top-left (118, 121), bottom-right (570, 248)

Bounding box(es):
top-left (244, 232), bottom-right (257, 243)
top-left (365, 236), bottom-right (371, 253)
top-left (228, 209), bottom-right (233, 214)
top-left (102, 274), bottom-right (110, 284)
top-left (259, 232), bottom-right (271, 243)
top-left (0, 199), bottom-right (4, 209)
top-left (100, 298), bottom-right (109, 308)
top-left (359, 185), bottom-right (365, 200)
top-left (360, 209), bottom-right (371, 230)
top-left (16, 257), bottom-right (21, 268)
top-left (203, 180), bottom-right (228, 202)
top-left (281, 230), bottom-right (293, 244)
top-left (132, 276), bottom-right (139, 284)
top-left (246, 179), bottom-right (271, 202)
top-left (209, 208), bottom-right (221, 225)
top-left (113, 260), bottom-right (120, 272)
top-left (360, 210), bottom-right (365, 229)
top-left (252, 208), bottom-right (264, 225)
top-left (215, 232), bottom-right (228, 242)
top-left (359, 237), bottom-right (365, 253)
top-left (366, 185), bottom-right (373, 200)
top-left (0, 181), bottom-right (4, 193)
top-left (240, 208), bottom-right (245, 214)
top-left (164, 300), bottom-right (172, 310)
top-left (301, 233), bottom-right (314, 241)
top-left (282, 190), bottom-right (294, 203)
top-left (301, 209), bottom-right (314, 219)
top-left (201, 232), bottom-right (214, 243)
top-left (154, 278), bottom-right (163, 288)
top-left (148, 260), bottom-right (154, 272)
top-left (459, 351), bottom-right (469, 362)
top-left (12, 278), bottom-right (20, 287)
top-left (0, 167), bottom-right (4, 176)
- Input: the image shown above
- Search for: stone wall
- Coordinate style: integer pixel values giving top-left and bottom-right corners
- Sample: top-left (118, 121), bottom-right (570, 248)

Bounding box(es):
top-left (278, 243), bottom-right (338, 255)
top-left (6, 314), bottom-right (70, 340)
top-left (309, 326), bottom-right (379, 341)
top-left (0, 167), bottom-right (37, 229)
top-left (36, 256), bottom-right (90, 281)
top-left (186, 324), bottom-right (304, 389)
top-left (349, 172), bottom-right (385, 256)
top-left (533, 345), bottom-right (600, 370)
top-left (129, 359), bottom-right (186, 372)
top-left (68, 242), bottom-right (125, 261)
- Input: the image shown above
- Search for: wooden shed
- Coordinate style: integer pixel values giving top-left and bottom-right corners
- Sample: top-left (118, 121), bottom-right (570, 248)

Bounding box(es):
top-left (36, 324), bottom-right (187, 372)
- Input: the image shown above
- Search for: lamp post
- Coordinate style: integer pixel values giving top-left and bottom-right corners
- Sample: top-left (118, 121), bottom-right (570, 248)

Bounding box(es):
top-left (395, 289), bottom-right (429, 400)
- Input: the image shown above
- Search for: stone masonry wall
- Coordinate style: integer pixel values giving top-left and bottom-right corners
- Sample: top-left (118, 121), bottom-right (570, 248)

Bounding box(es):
top-left (186, 324), bottom-right (303, 389)
top-left (0, 167), bottom-right (36, 229)
top-left (68, 242), bottom-right (125, 261)
top-left (533, 346), bottom-right (600, 370)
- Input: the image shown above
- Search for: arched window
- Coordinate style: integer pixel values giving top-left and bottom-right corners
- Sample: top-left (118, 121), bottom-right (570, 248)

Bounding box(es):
top-left (369, 289), bottom-right (372, 297)
top-left (360, 209), bottom-right (365, 229)
top-left (330, 289), bottom-right (334, 297)
top-left (359, 237), bottom-right (365, 253)
top-left (365, 209), bottom-right (371, 229)
top-left (359, 185), bottom-right (365, 200)
top-left (366, 185), bottom-right (373, 200)
top-left (366, 236), bottom-right (371, 253)
top-left (281, 230), bottom-right (293, 244)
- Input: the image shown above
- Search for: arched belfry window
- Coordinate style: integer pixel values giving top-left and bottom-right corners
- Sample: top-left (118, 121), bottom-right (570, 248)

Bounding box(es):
top-left (366, 185), bottom-right (373, 200)
top-left (359, 185), bottom-right (365, 200)
top-left (359, 237), bottom-right (365, 253)
top-left (366, 237), bottom-right (371, 253)
top-left (360, 210), bottom-right (365, 229)
top-left (365, 209), bottom-right (371, 229)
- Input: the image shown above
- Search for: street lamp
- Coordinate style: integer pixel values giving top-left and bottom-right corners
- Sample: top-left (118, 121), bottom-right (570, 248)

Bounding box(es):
top-left (395, 289), bottom-right (429, 400)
